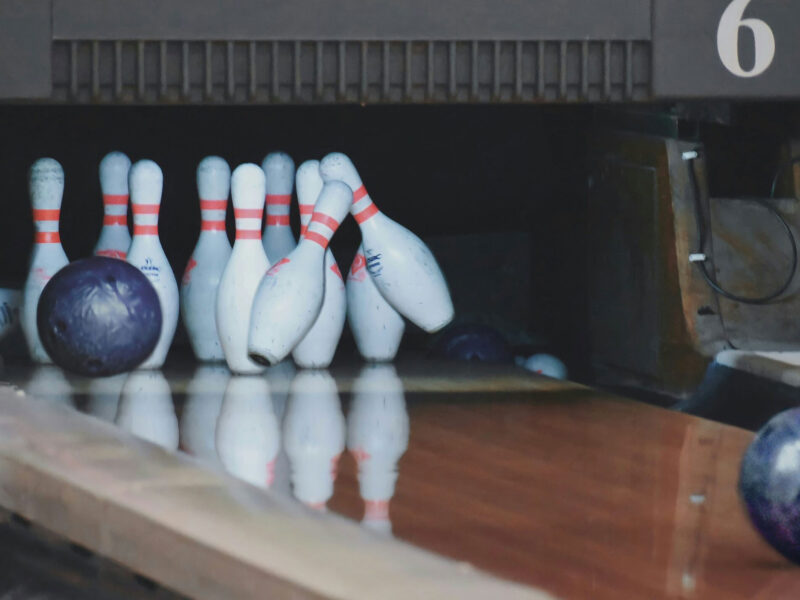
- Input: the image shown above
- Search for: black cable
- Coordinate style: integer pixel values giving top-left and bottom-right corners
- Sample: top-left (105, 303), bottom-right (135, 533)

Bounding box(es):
top-left (686, 151), bottom-right (798, 305)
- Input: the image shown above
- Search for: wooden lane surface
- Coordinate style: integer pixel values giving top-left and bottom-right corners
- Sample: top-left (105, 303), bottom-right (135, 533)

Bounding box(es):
top-left (324, 364), bottom-right (800, 600)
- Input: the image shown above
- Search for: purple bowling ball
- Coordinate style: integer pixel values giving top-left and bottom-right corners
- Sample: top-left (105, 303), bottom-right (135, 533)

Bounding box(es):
top-left (37, 256), bottom-right (162, 376)
top-left (739, 407), bottom-right (800, 564)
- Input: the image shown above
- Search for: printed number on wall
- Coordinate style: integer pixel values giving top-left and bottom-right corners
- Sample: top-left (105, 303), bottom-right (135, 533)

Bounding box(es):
top-left (717, 0), bottom-right (775, 78)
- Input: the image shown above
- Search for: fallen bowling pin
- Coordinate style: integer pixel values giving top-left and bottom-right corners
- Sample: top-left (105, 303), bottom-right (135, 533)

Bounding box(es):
top-left (248, 180), bottom-right (352, 366)
top-left (319, 152), bottom-right (454, 333)
top-left (216, 164), bottom-right (270, 374)
top-left (181, 156), bottom-right (232, 362)
top-left (291, 160), bottom-right (346, 369)
top-left (262, 152), bottom-right (297, 264)
top-left (347, 245), bottom-right (405, 362)
top-left (518, 353), bottom-right (568, 380)
top-left (22, 158), bottom-right (69, 364)
top-left (126, 160), bottom-right (179, 369)
top-left (94, 151), bottom-right (132, 260)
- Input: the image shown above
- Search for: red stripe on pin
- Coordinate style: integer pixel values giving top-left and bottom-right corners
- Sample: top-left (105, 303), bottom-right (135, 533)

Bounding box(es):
top-left (330, 263), bottom-right (343, 280)
top-left (352, 185), bottom-right (368, 202)
top-left (310, 212), bottom-right (339, 230)
top-left (266, 194), bottom-right (291, 205)
top-left (103, 194), bottom-right (129, 205)
top-left (299, 205), bottom-right (313, 215)
top-left (300, 225), bottom-right (307, 236)
top-left (103, 215), bottom-right (127, 226)
top-left (35, 231), bottom-right (60, 243)
top-left (132, 204), bottom-right (160, 215)
top-left (266, 215), bottom-right (290, 226)
top-left (304, 230), bottom-right (329, 249)
top-left (353, 202), bottom-right (378, 224)
top-left (236, 230), bottom-right (261, 240)
top-left (33, 209), bottom-right (60, 221)
top-left (201, 220), bottom-right (226, 231)
top-left (133, 225), bottom-right (158, 235)
top-left (97, 249), bottom-right (126, 259)
top-left (200, 199), bottom-right (227, 210)
top-left (234, 208), bottom-right (263, 219)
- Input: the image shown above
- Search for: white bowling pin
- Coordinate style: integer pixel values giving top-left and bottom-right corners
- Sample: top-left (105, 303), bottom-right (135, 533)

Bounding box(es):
top-left (283, 370), bottom-right (345, 509)
top-left (265, 359), bottom-right (296, 496)
top-left (126, 161), bottom-right (178, 369)
top-left (261, 152), bottom-right (297, 264)
top-left (320, 152), bottom-right (454, 333)
top-left (22, 158), bottom-right (69, 364)
top-left (248, 181), bottom-right (353, 365)
top-left (24, 365), bottom-right (74, 407)
top-left (180, 365), bottom-right (229, 465)
top-left (519, 353), bottom-right (568, 380)
top-left (116, 370), bottom-right (179, 450)
top-left (85, 374), bottom-right (126, 422)
top-left (216, 164), bottom-right (270, 374)
top-left (346, 245), bottom-right (405, 362)
top-left (216, 375), bottom-right (281, 489)
top-left (93, 151), bottom-right (131, 260)
top-left (0, 288), bottom-right (22, 343)
top-left (348, 364), bottom-right (409, 535)
top-left (292, 160), bottom-right (346, 369)
top-left (180, 157), bottom-right (232, 362)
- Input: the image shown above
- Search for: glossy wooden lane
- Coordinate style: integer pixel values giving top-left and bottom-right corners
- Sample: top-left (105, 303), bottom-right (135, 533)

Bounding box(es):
top-left (4, 359), bottom-right (798, 599)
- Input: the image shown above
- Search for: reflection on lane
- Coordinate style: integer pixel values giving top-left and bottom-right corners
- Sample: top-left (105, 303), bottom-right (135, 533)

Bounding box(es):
top-left (116, 370), bottom-right (178, 450)
top-left (24, 366), bottom-right (74, 407)
top-left (348, 364), bottom-right (409, 536)
top-left (216, 375), bottom-right (280, 489)
top-left (284, 370), bottom-right (345, 511)
top-left (85, 373), bottom-right (126, 422)
top-left (180, 365), bottom-right (228, 466)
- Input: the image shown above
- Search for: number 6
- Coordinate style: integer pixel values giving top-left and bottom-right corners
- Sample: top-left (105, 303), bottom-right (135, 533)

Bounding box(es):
top-left (717, 0), bottom-right (775, 78)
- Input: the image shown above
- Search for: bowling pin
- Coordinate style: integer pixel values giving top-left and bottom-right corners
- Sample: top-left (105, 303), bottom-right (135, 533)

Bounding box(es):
top-left (0, 288), bottom-right (22, 343)
top-left (24, 365), bottom-right (74, 407)
top-left (216, 164), bottom-right (269, 374)
top-left (180, 157), bottom-right (232, 362)
top-left (283, 370), bottom-right (345, 509)
top-left (348, 364), bottom-right (409, 535)
top-left (319, 152), bottom-right (454, 333)
top-left (347, 245), bottom-right (405, 362)
top-left (292, 160), bottom-right (346, 369)
top-left (180, 365), bottom-right (229, 465)
top-left (261, 152), bottom-right (297, 264)
top-left (248, 181), bottom-right (353, 365)
top-left (518, 353), bottom-right (568, 380)
top-left (216, 375), bottom-right (280, 489)
top-left (94, 151), bottom-right (132, 260)
top-left (116, 370), bottom-right (179, 450)
top-left (266, 359), bottom-right (296, 496)
top-left (85, 374), bottom-right (126, 422)
top-left (126, 160), bottom-right (179, 369)
top-left (22, 158), bottom-right (69, 364)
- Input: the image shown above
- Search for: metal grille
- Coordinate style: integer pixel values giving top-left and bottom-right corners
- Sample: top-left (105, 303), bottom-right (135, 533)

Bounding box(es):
top-left (52, 40), bottom-right (651, 104)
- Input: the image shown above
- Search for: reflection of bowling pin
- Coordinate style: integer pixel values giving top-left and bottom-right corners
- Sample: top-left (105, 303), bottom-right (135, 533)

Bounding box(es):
top-left (320, 152), bottom-right (454, 333)
top-left (283, 370), bottom-right (345, 509)
top-left (22, 158), bottom-right (69, 364)
top-left (216, 164), bottom-right (269, 374)
top-left (347, 245), bottom-right (405, 362)
top-left (126, 160), bottom-right (179, 369)
top-left (25, 366), bottom-right (74, 406)
top-left (181, 157), bottom-right (232, 362)
top-left (94, 151), bottom-right (132, 260)
top-left (116, 370), bottom-right (179, 450)
top-left (180, 365), bottom-right (229, 465)
top-left (0, 288), bottom-right (22, 343)
top-left (517, 353), bottom-right (568, 380)
top-left (261, 152), bottom-right (297, 264)
top-left (266, 359), bottom-right (296, 496)
top-left (216, 375), bottom-right (280, 489)
top-left (348, 364), bottom-right (409, 535)
top-left (248, 181), bottom-right (352, 365)
top-left (85, 374), bottom-right (126, 422)
top-left (292, 160), bottom-right (346, 369)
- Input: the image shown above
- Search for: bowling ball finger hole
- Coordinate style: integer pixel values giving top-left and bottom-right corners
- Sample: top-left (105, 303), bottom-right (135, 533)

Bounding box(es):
top-left (54, 319), bottom-right (67, 334)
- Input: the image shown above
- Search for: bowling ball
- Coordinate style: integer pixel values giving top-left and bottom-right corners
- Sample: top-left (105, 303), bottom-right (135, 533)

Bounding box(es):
top-left (37, 257), bottom-right (162, 376)
top-left (739, 408), bottom-right (800, 564)
top-left (430, 323), bottom-right (513, 363)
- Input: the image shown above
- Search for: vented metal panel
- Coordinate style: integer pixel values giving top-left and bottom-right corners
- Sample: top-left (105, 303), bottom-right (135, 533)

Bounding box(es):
top-left (51, 40), bottom-right (652, 104)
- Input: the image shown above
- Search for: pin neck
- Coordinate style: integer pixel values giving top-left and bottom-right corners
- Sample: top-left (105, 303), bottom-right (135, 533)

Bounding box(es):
top-left (234, 207), bottom-right (264, 241)
top-left (351, 186), bottom-right (380, 224)
top-left (303, 211), bottom-right (341, 250)
top-left (102, 194), bottom-right (129, 207)
top-left (200, 199), bottom-right (227, 233)
top-left (131, 203), bottom-right (160, 236)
